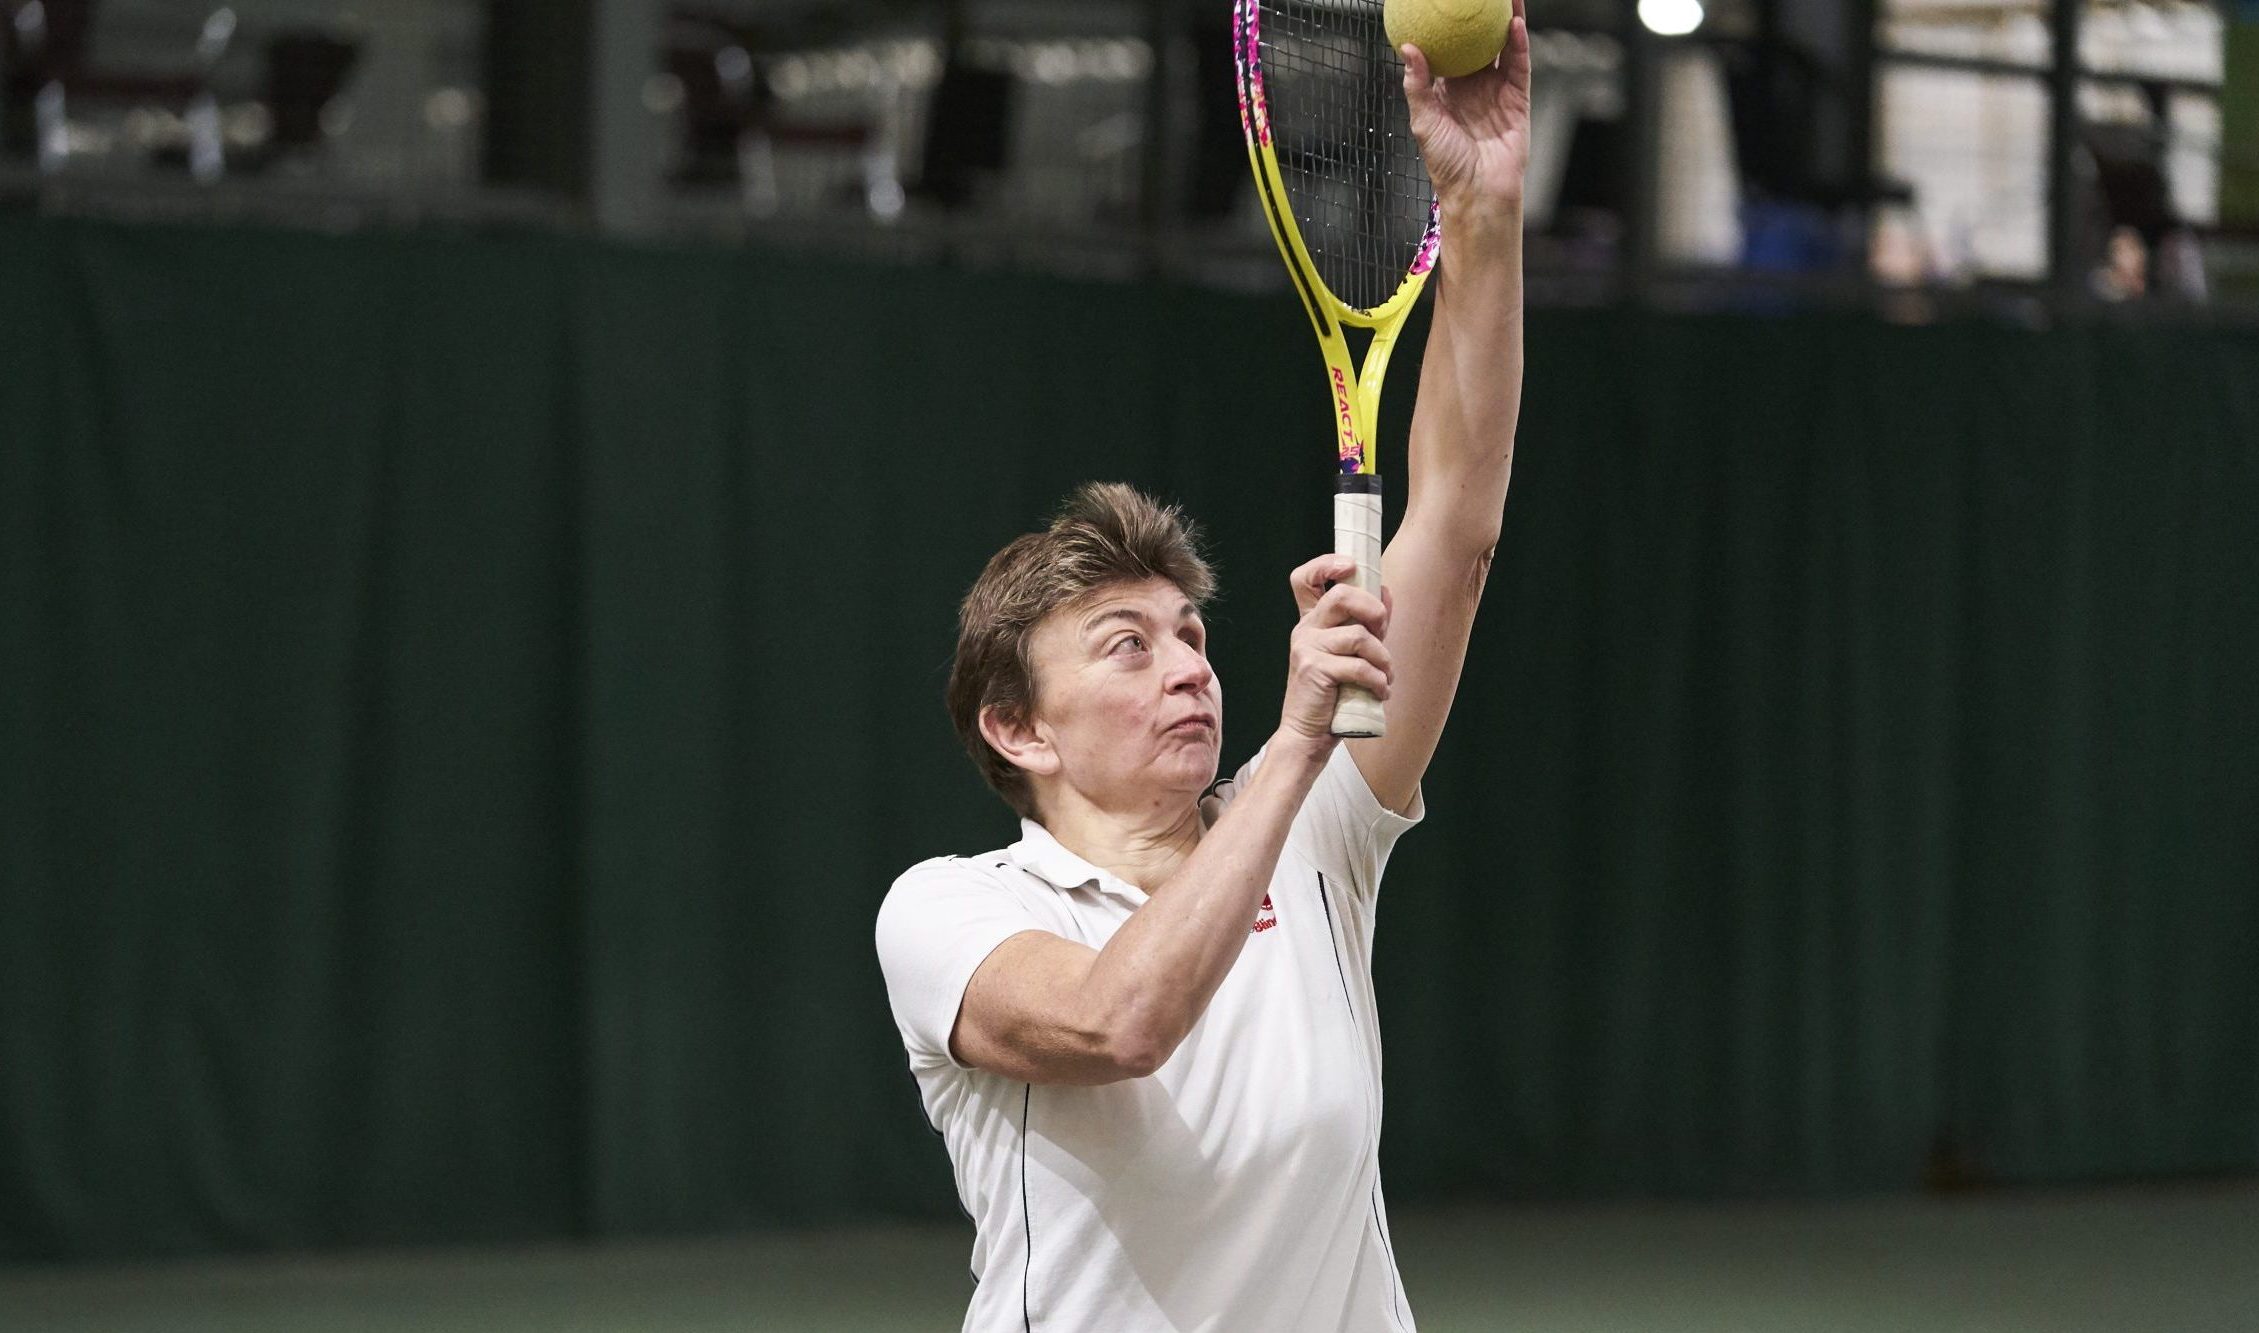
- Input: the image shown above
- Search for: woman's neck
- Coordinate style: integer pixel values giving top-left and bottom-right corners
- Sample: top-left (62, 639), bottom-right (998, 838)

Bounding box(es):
top-left (1036, 789), bottom-right (1205, 893)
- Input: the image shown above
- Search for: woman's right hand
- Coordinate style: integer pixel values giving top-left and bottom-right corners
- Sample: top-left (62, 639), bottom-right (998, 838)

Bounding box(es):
top-left (1276, 554), bottom-right (1394, 755)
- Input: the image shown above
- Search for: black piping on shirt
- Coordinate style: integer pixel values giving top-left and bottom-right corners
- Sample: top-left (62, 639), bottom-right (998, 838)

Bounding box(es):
top-left (1021, 1082), bottom-right (1034, 1332)
top-left (1316, 872), bottom-right (1411, 1333)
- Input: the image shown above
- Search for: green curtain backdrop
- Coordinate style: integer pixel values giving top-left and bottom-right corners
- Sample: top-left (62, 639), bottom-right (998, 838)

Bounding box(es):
top-left (2, 215), bottom-right (2255, 1263)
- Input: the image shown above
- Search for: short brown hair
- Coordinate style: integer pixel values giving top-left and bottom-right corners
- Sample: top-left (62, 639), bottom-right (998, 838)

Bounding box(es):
top-left (948, 482), bottom-right (1216, 819)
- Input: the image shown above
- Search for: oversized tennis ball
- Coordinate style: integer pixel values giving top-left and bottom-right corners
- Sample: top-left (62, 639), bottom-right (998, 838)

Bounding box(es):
top-left (1384, 0), bottom-right (1511, 79)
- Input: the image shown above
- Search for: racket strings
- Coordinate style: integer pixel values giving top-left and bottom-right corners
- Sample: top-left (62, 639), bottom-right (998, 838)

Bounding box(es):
top-left (1257, 0), bottom-right (1433, 313)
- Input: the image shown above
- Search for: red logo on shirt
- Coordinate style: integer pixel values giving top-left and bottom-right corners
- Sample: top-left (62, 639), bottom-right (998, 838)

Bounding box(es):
top-left (1251, 893), bottom-right (1277, 934)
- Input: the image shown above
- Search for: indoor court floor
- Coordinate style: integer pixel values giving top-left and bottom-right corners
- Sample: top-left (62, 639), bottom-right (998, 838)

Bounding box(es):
top-left (3, 1181), bottom-right (2253, 1332)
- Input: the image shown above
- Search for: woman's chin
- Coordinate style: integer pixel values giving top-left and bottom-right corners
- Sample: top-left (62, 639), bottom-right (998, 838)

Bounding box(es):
top-left (1154, 746), bottom-right (1220, 792)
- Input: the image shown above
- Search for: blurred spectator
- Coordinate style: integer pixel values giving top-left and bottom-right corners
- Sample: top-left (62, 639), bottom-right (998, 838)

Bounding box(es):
top-left (2092, 224), bottom-right (2149, 300)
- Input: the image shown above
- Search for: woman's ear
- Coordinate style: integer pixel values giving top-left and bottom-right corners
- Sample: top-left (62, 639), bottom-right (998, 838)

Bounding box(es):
top-left (979, 704), bottom-right (1060, 779)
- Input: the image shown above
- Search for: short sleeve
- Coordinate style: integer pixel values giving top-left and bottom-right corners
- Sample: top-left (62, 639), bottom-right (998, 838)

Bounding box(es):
top-left (875, 858), bottom-right (1047, 1071)
top-left (1214, 745), bottom-right (1422, 904)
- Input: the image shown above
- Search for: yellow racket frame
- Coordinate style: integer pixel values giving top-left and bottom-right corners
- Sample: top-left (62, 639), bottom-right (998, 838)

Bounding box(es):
top-left (1233, 0), bottom-right (1437, 477)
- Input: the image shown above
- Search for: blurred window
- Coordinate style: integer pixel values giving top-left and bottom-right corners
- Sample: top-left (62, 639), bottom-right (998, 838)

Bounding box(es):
top-left (1874, 0), bottom-right (2233, 299)
top-left (3, 0), bottom-right (481, 201)
top-left (1880, 0), bottom-right (2051, 71)
top-left (1878, 67), bottom-right (2049, 280)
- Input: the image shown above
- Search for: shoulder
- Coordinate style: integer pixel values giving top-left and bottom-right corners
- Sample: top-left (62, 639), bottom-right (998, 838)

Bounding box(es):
top-left (881, 851), bottom-right (1010, 911)
top-left (875, 851), bottom-right (1040, 944)
top-left (874, 851), bottom-right (1053, 1070)
top-left (1205, 744), bottom-right (1422, 899)
top-left (887, 852), bottom-right (982, 893)
top-left (1199, 745), bottom-right (1412, 824)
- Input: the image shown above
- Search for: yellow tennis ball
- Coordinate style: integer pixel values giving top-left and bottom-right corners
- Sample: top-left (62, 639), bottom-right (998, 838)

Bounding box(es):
top-left (1384, 0), bottom-right (1511, 79)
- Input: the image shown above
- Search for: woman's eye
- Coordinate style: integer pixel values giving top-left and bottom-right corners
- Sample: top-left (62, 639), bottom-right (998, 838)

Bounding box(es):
top-left (1112, 634), bottom-right (1147, 656)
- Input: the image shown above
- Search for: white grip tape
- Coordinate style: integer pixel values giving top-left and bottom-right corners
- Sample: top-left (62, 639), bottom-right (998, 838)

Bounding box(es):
top-left (1330, 487), bottom-right (1386, 739)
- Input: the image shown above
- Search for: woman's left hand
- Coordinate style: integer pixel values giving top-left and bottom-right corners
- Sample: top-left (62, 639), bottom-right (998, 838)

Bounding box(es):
top-left (1399, 0), bottom-right (1531, 242)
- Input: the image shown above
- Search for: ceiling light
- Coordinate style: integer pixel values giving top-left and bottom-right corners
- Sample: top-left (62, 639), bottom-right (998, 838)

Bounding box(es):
top-left (1638, 0), bottom-right (1704, 37)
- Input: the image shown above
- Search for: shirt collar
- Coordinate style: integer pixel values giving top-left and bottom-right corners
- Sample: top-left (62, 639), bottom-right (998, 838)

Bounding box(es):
top-left (1008, 819), bottom-right (1149, 904)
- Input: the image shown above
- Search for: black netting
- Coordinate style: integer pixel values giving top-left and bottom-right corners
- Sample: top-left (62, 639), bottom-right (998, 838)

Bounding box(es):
top-left (1253, 0), bottom-right (1434, 313)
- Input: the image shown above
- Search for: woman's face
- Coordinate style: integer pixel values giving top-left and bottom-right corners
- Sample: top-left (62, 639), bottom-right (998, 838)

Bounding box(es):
top-left (1020, 577), bottom-right (1222, 815)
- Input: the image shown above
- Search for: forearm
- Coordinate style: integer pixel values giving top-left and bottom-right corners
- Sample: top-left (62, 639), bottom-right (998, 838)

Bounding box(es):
top-left (1404, 203), bottom-right (1525, 549)
top-left (1078, 734), bottom-right (1328, 1067)
top-left (1346, 207), bottom-right (1524, 809)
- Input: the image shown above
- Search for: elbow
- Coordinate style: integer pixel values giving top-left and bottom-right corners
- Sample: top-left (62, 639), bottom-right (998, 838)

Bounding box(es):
top-left (1404, 503), bottom-right (1503, 581)
top-left (1470, 537), bottom-right (1499, 581)
top-left (1074, 975), bottom-right (1184, 1082)
top-left (1097, 1025), bottom-right (1172, 1082)
top-left (1455, 537), bottom-right (1499, 600)
top-left (1080, 1001), bottom-right (1176, 1082)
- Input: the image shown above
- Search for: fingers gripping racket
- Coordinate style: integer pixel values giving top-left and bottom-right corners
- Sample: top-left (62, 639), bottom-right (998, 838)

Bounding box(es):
top-left (1233, 0), bottom-right (1439, 739)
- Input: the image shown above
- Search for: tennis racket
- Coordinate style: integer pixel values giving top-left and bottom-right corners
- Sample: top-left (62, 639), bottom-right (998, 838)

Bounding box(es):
top-left (1233, 0), bottom-right (1439, 739)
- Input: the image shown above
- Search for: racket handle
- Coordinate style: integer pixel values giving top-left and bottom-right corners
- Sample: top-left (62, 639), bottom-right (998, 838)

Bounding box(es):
top-left (1330, 475), bottom-right (1386, 739)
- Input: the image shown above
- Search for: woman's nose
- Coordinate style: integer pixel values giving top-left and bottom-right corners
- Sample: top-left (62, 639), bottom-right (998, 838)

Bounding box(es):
top-left (1165, 643), bottom-right (1213, 693)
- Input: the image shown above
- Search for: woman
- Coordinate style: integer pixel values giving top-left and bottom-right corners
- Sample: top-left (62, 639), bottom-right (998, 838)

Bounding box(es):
top-left (876, 22), bottom-right (1530, 1331)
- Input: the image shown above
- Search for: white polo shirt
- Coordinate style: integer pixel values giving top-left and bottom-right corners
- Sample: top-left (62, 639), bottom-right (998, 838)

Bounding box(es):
top-left (875, 744), bottom-right (1423, 1333)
